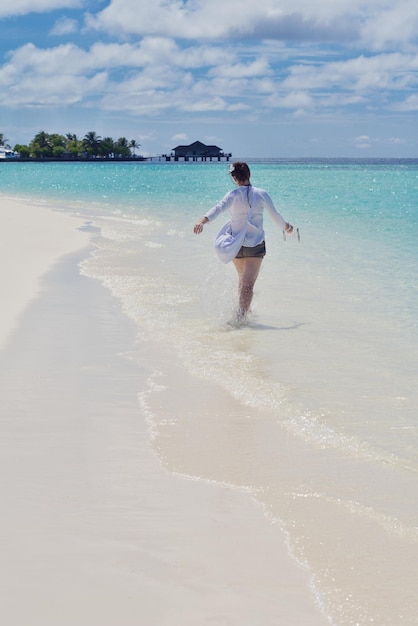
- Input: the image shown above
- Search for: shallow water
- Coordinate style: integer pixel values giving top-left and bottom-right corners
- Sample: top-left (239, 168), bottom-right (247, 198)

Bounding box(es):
top-left (2, 160), bottom-right (418, 624)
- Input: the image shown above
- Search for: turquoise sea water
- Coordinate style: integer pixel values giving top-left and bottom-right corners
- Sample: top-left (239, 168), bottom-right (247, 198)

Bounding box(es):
top-left (2, 160), bottom-right (418, 625)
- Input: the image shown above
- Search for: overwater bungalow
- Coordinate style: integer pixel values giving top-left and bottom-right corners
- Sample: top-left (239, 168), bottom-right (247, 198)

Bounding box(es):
top-left (163, 140), bottom-right (232, 162)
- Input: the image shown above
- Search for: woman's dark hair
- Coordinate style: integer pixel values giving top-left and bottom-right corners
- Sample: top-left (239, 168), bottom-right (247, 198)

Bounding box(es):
top-left (230, 161), bottom-right (251, 183)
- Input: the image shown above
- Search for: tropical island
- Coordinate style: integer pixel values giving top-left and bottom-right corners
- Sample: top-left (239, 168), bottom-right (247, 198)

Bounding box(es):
top-left (0, 133), bottom-right (232, 163)
top-left (0, 131), bottom-right (142, 160)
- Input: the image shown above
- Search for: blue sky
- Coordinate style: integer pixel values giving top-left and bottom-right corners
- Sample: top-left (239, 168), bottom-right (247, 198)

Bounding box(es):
top-left (1, 0), bottom-right (418, 157)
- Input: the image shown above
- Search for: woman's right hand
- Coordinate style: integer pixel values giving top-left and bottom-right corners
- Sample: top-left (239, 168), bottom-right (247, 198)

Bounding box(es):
top-left (193, 217), bottom-right (208, 234)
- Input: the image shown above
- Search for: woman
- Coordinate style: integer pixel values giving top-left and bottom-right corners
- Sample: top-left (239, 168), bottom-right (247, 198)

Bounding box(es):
top-left (194, 161), bottom-right (293, 322)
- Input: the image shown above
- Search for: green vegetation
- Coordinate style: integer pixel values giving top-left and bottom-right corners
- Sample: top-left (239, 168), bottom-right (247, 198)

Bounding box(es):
top-left (4, 131), bottom-right (142, 159)
top-left (0, 133), bottom-right (9, 147)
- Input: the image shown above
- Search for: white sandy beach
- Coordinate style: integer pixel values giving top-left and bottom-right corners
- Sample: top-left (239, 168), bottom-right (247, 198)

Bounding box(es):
top-left (0, 197), bottom-right (90, 350)
top-left (0, 196), bottom-right (327, 625)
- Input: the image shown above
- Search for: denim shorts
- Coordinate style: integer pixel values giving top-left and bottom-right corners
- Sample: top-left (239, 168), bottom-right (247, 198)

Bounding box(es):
top-left (235, 240), bottom-right (266, 259)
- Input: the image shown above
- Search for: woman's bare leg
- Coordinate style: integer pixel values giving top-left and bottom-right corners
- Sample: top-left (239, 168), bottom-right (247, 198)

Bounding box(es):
top-left (232, 257), bottom-right (263, 317)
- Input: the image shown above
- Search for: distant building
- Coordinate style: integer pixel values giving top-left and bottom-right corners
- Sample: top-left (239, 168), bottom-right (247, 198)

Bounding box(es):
top-left (169, 140), bottom-right (231, 161)
top-left (0, 147), bottom-right (18, 159)
top-left (172, 140), bottom-right (222, 158)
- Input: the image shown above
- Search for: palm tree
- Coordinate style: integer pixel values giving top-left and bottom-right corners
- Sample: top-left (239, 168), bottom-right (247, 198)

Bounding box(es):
top-left (129, 139), bottom-right (141, 156)
top-left (30, 131), bottom-right (53, 158)
top-left (99, 137), bottom-right (115, 159)
top-left (33, 131), bottom-right (51, 149)
top-left (83, 131), bottom-right (101, 158)
top-left (65, 133), bottom-right (78, 144)
top-left (64, 133), bottom-right (82, 157)
top-left (114, 137), bottom-right (131, 158)
top-left (0, 133), bottom-right (9, 147)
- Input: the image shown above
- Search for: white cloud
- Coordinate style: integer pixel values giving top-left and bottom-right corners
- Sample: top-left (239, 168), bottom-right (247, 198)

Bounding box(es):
top-left (1, 38), bottom-right (214, 79)
top-left (388, 137), bottom-right (406, 145)
top-left (359, 0), bottom-right (418, 51)
top-left (85, 0), bottom-right (260, 39)
top-left (2, 43), bottom-right (88, 77)
top-left (1, 2), bottom-right (418, 129)
top-left (0, 35), bottom-right (415, 118)
top-left (182, 96), bottom-right (227, 113)
top-left (208, 58), bottom-right (271, 79)
top-left (395, 94), bottom-right (418, 111)
top-left (282, 52), bottom-right (418, 95)
top-left (0, 0), bottom-right (82, 18)
top-left (266, 91), bottom-right (314, 110)
top-left (0, 38), bottom-right (257, 113)
top-left (354, 134), bottom-right (373, 149)
top-left (0, 41), bottom-right (109, 107)
top-left (1, 71), bottom-right (107, 107)
top-left (50, 16), bottom-right (79, 36)
top-left (172, 133), bottom-right (189, 143)
top-left (85, 0), bottom-right (418, 52)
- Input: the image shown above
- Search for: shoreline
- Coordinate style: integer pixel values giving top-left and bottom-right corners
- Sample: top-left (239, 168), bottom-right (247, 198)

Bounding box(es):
top-left (0, 195), bottom-right (90, 350)
top-left (0, 196), bottom-right (328, 625)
